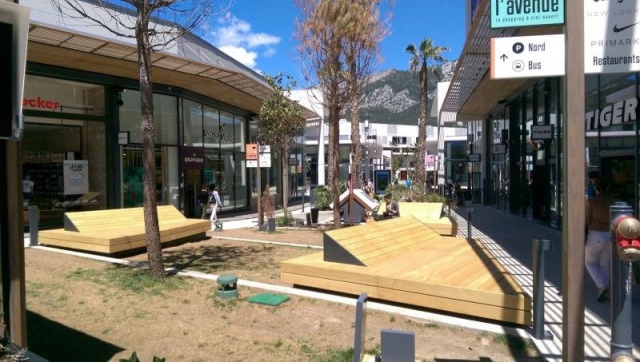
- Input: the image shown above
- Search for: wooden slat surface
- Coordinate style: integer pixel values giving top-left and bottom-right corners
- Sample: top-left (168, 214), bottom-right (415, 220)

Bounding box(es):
top-left (39, 205), bottom-right (209, 254)
top-left (281, 217), bottom-right (531, 326)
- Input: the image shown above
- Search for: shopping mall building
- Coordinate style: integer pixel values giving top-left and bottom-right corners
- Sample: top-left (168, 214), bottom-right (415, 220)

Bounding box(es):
top-left (442, 0), bottom-right (638, 229)
top-left (16, 0), bottom-right (317, 228)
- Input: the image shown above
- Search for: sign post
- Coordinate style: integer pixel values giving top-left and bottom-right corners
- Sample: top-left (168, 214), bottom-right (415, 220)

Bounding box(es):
top-left (564, 1), bottom-right (585, 359)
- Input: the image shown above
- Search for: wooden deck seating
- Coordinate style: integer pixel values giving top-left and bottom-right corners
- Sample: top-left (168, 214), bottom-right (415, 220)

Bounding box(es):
top-left (282, 217), bottom-right (531, 326)
top-left (38, 205), bottom-right (210, 254)
top-left (398, 202), bottom-right (458, 236)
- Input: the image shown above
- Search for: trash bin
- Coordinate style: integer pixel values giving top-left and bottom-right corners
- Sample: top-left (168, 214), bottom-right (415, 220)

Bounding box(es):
top-left (310, 207), bottom-right (319, 224)
top-left (309, 185), bottom-right (317, 207)
top-left (267, 217), bottom-right (276, 232)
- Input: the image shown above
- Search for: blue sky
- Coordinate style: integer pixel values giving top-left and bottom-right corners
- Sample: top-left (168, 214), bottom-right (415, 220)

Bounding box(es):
top-left (201, 0), bottom-right (466, 86)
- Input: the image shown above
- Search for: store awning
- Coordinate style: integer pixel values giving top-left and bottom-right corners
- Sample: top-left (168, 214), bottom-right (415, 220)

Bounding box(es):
top-left (441, 0), bottom-right (562, 121)
top-left (26, 22), bottom-right (320, 120)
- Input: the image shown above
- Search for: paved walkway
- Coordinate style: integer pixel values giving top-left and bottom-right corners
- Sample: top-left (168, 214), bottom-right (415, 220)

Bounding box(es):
top-left (451, 202), bottom-right (640, 361)
top-left (217, 201), bottom-right (640, 361)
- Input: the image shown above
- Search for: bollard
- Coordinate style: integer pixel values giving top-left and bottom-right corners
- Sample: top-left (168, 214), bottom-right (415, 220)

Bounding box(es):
top-left (466, 208), bottom-right (473, 240)
top-left (532, 238), bottom-right (553, 340)
top-left (609, 202), bottom-right (636, 361)
top-left (353, 293), bottom-right (367, 362)
top-left (29, 205), bottom-right (39, 246)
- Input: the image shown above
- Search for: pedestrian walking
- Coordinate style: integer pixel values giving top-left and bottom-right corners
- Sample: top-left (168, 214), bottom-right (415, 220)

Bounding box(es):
top-left (585, 177), bottom-right (615, 302)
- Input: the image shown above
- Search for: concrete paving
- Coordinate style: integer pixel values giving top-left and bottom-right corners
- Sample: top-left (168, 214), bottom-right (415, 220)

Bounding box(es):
top-left (216, 201), bottom-right (640, 361)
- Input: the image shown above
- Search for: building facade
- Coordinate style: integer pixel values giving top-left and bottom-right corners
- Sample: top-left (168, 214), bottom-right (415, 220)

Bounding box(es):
top-left (442, 0), bottom-right (640, 229)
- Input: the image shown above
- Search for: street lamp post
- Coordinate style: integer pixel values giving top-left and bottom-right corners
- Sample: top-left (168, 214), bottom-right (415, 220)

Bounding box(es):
top-left (364, 120), bottom-right (369, 183)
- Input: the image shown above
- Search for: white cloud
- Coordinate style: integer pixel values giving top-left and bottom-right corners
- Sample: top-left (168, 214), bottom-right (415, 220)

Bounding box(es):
top-left (206, 15), bottom-right (280, 70)
top-left (218, 46), bottom-right (258, 69)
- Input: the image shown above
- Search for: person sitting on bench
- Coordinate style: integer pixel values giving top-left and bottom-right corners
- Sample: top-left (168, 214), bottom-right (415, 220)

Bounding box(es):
top-left (381, 193), bottom-right (399, 219)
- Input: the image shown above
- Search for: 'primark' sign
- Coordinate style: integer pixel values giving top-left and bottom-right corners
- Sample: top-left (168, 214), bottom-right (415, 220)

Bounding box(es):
top-left (491, 0), bottom-right (565, 29)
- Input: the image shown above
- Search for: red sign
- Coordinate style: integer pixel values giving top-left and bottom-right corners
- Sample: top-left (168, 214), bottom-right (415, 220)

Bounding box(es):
top-left (23, 97), bottom-right (59, 110)
top-left (246, 144), bottom-right (258, 160)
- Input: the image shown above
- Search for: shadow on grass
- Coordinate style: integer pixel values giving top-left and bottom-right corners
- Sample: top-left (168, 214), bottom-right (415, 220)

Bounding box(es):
top-left (160, 243), bottom-right (306, 274)
top-left (27, 310), bottom-right (124, 361)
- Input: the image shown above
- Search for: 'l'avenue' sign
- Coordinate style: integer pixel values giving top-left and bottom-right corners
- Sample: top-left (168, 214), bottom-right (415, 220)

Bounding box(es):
top-left (491, 0), bottom-right (565, 28)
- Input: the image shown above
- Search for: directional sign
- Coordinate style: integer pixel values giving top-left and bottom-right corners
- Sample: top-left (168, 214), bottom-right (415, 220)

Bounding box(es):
top-left (491, 34), bottom-right (565, 79)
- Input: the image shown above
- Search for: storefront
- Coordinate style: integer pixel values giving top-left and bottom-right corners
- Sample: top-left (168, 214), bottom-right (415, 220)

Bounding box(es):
top-left (22, 64), bottom-right (257, 228)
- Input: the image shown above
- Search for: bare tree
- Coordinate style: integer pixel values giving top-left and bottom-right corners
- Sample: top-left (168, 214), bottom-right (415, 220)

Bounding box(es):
top-left (258, 73), bottom-right (305, 215)
top-left (295, 0), bottom-right (388, 227)
top-left (344, 0), bottom-right (389, 190)
top-left (52, 0), bottom-right (221, 277)
top-left (405, 38), bottom-right (449, 199)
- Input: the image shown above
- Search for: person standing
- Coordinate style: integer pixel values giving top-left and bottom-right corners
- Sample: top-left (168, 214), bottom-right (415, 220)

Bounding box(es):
top-left (586, 170), bottom-right (599, 198)
top-left (585, 177), bottom-right (615, 302)
top-left (197, 185), bottom-right (210, 219)
top-left (209, 184), bottom-right (222, 227)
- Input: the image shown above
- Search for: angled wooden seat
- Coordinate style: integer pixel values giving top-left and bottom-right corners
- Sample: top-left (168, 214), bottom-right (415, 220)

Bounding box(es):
top-left (39, 205), bottom-right (209, 254)
top-left (282, 217), bottom-right (531, 326)
top-left (398, 202), bottom-right (458, 236)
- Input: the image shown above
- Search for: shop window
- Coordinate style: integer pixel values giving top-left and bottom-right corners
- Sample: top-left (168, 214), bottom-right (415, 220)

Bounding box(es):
top-left (23, 75), bottom-right (105, 116)
top-left (122, 145), bottom-right (178, 208)
top-left (183, 99), bottom-right (203, 146)
top-left (119, 90), bottom-right (178, 145)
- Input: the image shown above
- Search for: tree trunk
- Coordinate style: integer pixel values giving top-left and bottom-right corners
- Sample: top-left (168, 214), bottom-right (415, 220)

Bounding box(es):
top-left (415, 65), bottom-right (428, 200)
top-left (281, 150), bottom-right (289, 213)
top-left (328, 107), bottom-right (341, 228)
top-left (138, 28), bottom-right (165, 278)
top-left (349, 62), bottom-right (363, 189)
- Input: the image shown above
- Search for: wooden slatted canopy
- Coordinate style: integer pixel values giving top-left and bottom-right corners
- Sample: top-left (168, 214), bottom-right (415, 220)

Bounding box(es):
top-left (441, 0), bottom-right (562, 122)
top-left (25, 22), bottom-right (319, 120)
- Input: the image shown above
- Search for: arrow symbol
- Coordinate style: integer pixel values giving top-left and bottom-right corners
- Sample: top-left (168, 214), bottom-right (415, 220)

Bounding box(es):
top-left (500, 54), bottom-right (508, 62)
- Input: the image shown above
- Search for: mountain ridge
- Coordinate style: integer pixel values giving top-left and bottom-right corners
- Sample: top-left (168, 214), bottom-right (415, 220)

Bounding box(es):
top-left (350, 59), bottom-right (458, 126)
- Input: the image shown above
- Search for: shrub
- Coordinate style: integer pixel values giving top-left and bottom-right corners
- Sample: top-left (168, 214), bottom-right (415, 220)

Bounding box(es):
top-left (314, 186), bottom-right (331, 210)
top-left (276, 212), bottom-right (295, 226)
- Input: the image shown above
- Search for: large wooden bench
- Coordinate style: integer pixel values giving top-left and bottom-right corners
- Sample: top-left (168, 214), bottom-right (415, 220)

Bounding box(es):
top-left (38, 205), bottom-right (210, 254)
top-left (398, 202), bottom-right (458, 236)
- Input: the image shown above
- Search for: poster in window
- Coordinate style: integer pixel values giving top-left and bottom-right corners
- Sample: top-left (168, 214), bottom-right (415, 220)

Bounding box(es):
top-left (374, 169), bottom-right (391, 195)
top-left (63, 160), bottom-right (89, 195)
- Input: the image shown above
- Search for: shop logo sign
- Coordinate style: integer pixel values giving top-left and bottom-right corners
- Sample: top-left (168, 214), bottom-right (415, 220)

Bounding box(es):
top-left (204, 129), bottom-right (233, 142)
top-left (491, 0), bottom-right (564, 28)
top-left (183, 146), bottom-right (204, 169)
top-left (23, 97), bottom-right (60, 110)
top-left (585, 96), bottom-right (638, 130)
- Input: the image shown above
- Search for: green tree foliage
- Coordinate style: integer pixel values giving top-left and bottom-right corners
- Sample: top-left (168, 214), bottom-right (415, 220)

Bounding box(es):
top-left (406, 38), bottom-right (449, 199)
top-left (258, 73), bottom-right (305, 213)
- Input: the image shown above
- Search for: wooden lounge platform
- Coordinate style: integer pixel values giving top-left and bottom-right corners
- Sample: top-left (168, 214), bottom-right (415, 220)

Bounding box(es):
top-left (38, 205), bottom-right (210, 254)
top-left (281, 217), bottom-right (531, 326)
top-left (397, 202), bottom-right (457, 236)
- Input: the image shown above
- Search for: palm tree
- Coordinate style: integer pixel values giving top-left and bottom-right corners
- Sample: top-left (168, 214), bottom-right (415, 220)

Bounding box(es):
top-left (405, 38), bottom-right (449, 199)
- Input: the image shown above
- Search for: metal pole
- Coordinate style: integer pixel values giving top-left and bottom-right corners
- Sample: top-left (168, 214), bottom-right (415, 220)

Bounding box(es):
top-left (466, 208), bottom-right (473, 240)
top-left (353, 293), bottom-right (368, 362)
top-left (609, 202), bottom-right (634, 361)
top-left (29, 205), bottom-right (38, 246)
top-left (257, 142), bottom-right (262, 227)
top-left (532, 238), bottom-right (553, 339)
